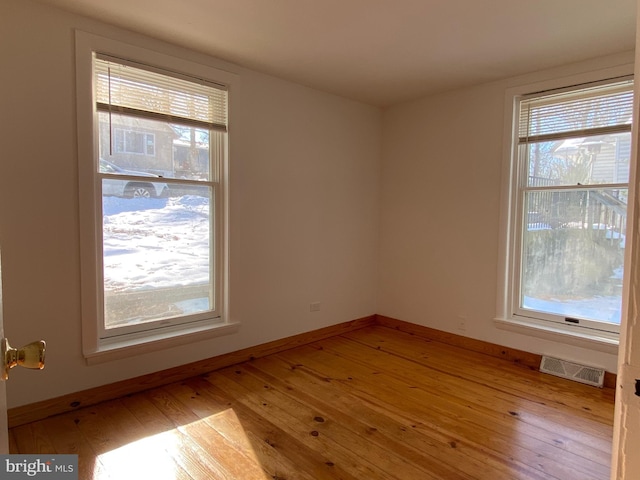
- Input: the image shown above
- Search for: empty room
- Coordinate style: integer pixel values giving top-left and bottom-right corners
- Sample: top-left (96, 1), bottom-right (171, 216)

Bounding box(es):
top-left (1, 0), bottom-right (640, 478)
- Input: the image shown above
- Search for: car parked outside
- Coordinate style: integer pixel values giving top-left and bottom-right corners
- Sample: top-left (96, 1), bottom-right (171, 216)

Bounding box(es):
top-left (100, 159), bottom-right (168, 198)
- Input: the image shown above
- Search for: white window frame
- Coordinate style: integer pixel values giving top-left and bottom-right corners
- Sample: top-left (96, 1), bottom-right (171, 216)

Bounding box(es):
top-left (76, 31), bottom-right (238, 363)
top-left (495, 64), bottom-right (634, 351)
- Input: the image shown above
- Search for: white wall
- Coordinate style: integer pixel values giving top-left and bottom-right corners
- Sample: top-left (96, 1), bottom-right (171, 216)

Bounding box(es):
top-left (0, 0), bottom-right (381, 408)
top-left (378, 52), bottom-right (635, 373)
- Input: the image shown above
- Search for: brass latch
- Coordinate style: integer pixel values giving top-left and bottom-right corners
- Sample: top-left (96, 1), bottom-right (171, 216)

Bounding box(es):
top-left (1, 338), bottom-right (46, 380)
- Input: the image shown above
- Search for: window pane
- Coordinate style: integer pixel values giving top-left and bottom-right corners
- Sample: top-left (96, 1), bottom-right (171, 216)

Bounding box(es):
top-left (98, 112), bottom-right (212, 181)
top-left (525, 133), bottom-right (631, 187)
top-left (102, 184), bottom-right (213, 328)
top-left (521, 188), bottom-right (626, 325)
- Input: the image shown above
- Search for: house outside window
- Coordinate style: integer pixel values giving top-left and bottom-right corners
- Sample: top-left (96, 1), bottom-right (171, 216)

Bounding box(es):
top-left (499, 75), bottom-right (634, 339)
top-left (76, 32), bottom-right (237, 361)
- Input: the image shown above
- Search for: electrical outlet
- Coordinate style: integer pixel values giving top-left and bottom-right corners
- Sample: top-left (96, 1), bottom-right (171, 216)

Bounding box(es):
top-left (310, 302), bottom-right (321, 312)
top-left (457, 315), bottom-right (467, 332)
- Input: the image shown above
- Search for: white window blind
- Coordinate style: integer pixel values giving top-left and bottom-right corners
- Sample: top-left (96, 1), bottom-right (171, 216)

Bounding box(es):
top-left (95, 54), bottom-right (228, 131)
top-left (518, 79), bottom-right (633, 144)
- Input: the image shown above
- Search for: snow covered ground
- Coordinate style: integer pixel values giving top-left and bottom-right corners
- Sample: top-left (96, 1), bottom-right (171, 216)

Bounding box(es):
top-left (103, 195), bottom-right (211, 292)
top-left (102, 194), bottom-right (211, 326)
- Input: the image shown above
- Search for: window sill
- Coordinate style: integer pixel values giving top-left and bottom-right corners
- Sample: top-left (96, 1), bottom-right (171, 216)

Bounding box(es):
top-left (84, 320), bottom-right (240, 365)
top-left (493, 317), bottom-right (618, 355)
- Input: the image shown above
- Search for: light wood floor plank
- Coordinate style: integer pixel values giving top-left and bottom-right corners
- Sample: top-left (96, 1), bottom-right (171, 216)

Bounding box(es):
top-left (119, 391), bottom-right (222, 480)
top-left (343, 327), bottom-right (614, 421)
top-left (74, 398), bottom-right (193, 480)
top-left (210, 367), bottom-right (402, 480)
top-left (243, 356), bottom-right (479, 480)
top-left (10, 421), bottom-right (56, 454)
top-left (174, 376), bottom-right (361, 480)
top-left (39, 414), bottom-right (108, 480)
top-left (321, 335), bottom-right (612, 478)
top-left (163, 380), bottom-right (317, 480)
top-left (145, 387), bottom-right (267, 480)
top-left (332, 330), bottom-right (613, 454)
top-left (9, 325), bottom-right (615, 480)
top-left (274, 341), bottom-right (592, 480)
top-left (221, 363), bottom-right (461, 480)
top-left (333, 330), bottom-right (614, 444)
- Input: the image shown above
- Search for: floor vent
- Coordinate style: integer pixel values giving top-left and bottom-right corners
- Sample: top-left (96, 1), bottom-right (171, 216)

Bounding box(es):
top-left (539, 356), bottom-right (605, 388)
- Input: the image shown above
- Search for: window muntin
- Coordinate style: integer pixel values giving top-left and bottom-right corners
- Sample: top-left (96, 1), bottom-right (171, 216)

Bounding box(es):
top-left (512, 78), bottom-right (633, 333)
top-left (93, 55), bottom-right (227, 339)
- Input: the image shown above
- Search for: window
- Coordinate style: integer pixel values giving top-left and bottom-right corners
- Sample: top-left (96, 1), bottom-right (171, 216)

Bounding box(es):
top-left (501, 76), bottom-right (633, 338)
top-left (76, 32), bottom-right (237, 361)
top-left (114, 129), bottom-right (155, 156)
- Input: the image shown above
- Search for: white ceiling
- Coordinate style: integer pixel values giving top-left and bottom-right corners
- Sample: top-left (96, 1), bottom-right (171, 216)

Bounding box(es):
top-left (36, 0), bottom-right (637, 106)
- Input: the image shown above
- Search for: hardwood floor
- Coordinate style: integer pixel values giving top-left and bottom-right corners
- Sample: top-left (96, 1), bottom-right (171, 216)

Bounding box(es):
top-left (9, 326), bottom-right (615, 479)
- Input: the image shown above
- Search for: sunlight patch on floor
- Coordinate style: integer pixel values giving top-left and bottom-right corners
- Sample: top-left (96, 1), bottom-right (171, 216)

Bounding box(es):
top-left (94, 429), bottom-right (184, 479)
top-left (93, 409), bottom-right (269, 480)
